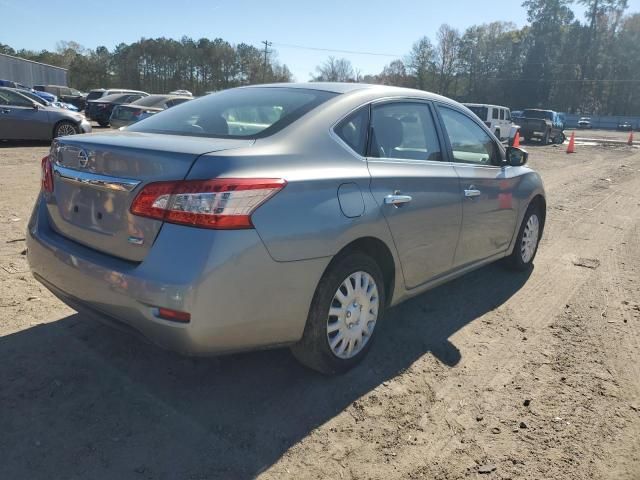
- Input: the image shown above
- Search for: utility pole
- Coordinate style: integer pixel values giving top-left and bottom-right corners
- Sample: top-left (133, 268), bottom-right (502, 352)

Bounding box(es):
top-left (261, 40), bottom-right (272, 82)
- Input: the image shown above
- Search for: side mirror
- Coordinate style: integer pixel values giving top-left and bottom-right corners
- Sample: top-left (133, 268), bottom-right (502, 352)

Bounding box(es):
top-left (505, 146), bottom-right (528, 166)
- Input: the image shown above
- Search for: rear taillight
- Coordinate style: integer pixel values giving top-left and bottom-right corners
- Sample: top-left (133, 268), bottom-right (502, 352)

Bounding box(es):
top-left (41, 156), bottom-right (53, 192)
top-left (130, 178), bottom-right (286, 229)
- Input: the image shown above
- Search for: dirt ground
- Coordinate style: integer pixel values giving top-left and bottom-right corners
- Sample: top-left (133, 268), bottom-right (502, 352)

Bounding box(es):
top-left (1, 137), bottom-right (639, 480)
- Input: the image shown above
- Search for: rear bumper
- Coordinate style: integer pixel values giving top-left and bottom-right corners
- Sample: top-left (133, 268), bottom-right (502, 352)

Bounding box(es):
top-left (27, 195), bottom-right (329, 355)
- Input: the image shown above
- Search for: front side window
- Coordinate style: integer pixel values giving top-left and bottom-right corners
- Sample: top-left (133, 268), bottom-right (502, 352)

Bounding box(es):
top-left (438, 106), bottom-right (499, 166)
top-left (505, 110), bottom-right (511, 121)
top-left (500, 109), bottom-right (505, 120)
top-left (129, 87), bottom-right (337, 138)
top-left (334, 107), bottom-right (369, 156)
top-left (492, 108), bottom-right (499, 119)
top-left (0, 89), bottom-right (33, 107)
top-left (369, 102), bottom-right (441, 161)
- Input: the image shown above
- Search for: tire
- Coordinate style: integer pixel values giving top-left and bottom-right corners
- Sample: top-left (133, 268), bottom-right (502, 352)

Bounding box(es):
top-left (98, 121), bottom-right (109, 128)
top-left (505, 204), bottom-right (543, 271)
top-left (291, 252), bottom-right (386, 375)
top-left (554, 132), bottom-right (566, 144)
top-left (53, 121), bottom-right (80, 138)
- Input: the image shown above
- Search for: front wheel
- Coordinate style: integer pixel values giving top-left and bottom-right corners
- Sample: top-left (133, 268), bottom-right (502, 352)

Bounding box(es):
top-left (505, 205), bottom-right (542, 271)
top-left (291, 252), bottom-right (386, 374)
top-left (54, 121), bottom-right (80, 138)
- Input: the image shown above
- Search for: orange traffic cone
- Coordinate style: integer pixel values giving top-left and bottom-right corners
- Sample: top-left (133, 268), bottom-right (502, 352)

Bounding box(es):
top-left (566, 132), bottom-right (576, 154)
top-left (628, 131), bottom-right (634, 146)
top-left (512, 130), bottom-right (521, 148)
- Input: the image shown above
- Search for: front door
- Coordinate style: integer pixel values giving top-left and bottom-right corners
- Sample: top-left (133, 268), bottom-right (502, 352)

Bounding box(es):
top-left (436, 104), bottom-right (519, 266)
top-left (0, 89), bottom-right (50, 140)
top-left (366, 100), bottom-right (462, 289)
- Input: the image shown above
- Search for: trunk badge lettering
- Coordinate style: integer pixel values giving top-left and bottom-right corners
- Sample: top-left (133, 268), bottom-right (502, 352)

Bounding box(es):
top-left (128, 236), bottom-right (144, 246)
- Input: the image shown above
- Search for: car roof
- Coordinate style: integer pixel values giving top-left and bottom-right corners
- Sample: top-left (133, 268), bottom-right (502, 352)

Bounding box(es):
top-left (463, 103), bottom-right (510, 109)
top-left (239, 82), bottom-right (460, 104)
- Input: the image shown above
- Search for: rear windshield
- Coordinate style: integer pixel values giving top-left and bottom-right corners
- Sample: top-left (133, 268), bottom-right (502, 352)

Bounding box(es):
top-left (524, 110), bottom-right (553, 120)
top-left (466, 106), bottom-right (488, 121)
top-left (131, 95), bottom-right (173, 107)
top-left (87, 91), bottom-right (104, 101)
top-left (128, 87), bottom-right (338, 138)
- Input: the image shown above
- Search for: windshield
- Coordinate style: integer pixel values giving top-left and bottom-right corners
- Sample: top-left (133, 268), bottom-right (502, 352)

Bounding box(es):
top-left (524, 110), bottom-right (553, 120)
top-left (128, 87), bottom-right (337, 138)
top-left (465, 106), bottom-right (488, 121)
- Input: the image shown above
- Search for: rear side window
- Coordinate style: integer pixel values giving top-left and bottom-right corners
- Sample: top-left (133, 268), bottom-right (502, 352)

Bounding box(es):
top-left (369, 102), bottom-right (441, 161)
top-left (492, 108), bottom-right (499, 120)
top-left (438, 106), bottom-right (499, 166)
top-left (500, 109), bottom-right (505, 120)
top-left (334, 107), bottom-right (369, 156)
top-left (129, 87), bottom-right (337, 139)
top-left (86, 91), bottom-right (104, 101)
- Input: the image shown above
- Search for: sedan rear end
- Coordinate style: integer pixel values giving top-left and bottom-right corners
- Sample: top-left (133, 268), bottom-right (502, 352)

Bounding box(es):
top-left (27, 86), bottom-right (337, 356)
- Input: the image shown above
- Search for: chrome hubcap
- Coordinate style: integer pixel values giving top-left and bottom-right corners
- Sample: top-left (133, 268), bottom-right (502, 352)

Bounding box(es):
top-left (521, 214), bottom-right (540, 263)
top-left (327, 271), bottom-right (379, 359)
top-left (56, 124), bottom-right (77, 137)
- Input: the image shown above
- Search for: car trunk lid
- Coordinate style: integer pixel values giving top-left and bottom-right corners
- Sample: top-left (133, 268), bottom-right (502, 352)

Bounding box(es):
top-left (46, 131), bottom-right (254, 261)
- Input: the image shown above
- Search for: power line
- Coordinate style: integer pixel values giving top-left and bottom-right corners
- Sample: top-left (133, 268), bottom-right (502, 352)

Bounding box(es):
top-left (271, 42), bottom-right (403, 58)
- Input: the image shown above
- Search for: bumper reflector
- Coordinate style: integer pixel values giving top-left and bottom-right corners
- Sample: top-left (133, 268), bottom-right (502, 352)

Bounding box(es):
top-left (155, 307), bottom-right (191, 323)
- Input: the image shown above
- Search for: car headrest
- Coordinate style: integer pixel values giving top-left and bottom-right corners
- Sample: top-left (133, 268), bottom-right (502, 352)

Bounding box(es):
top-left (373, 116), bottom-right (403, 151)
top-left (198, 114), bottom-right (229, 136)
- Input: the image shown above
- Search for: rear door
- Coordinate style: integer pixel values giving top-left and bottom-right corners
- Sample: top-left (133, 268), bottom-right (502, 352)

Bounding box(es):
top-left (435, 104), bottom-right (519, 266)
top-left (366, 100), bottom-right (462, 289)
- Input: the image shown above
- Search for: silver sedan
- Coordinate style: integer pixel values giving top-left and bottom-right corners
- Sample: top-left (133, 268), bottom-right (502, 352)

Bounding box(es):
top-left (27, 83), bottom-right (545, 374)
top-left (0, 87), bottom-right (91, 141)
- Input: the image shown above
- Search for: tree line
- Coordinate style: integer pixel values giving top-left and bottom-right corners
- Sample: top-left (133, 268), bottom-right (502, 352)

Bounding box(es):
top-left (0, 38), bottom-right (293, 95)
top-left (314, 0), bottom-right (639, 115)
top-left (2, 0), bottom-right (639, 114)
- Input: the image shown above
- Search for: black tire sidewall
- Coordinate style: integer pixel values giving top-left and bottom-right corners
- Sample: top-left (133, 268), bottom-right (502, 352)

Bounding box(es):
top-left (292, 252), bottom-right (386, 374)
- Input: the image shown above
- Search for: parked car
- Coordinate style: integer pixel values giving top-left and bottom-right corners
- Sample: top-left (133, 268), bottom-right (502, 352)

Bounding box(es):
top-left (0, 79), bottom-right (30, 89)
top-left (578, 117), bottom-right (592, 129)
top-left (110, 94), bottom-right (192, 129)
top-left (519, 109), bottom-right (565, 144)
top-left (32, 90), bottom-right (58, 104)
top-left (0, 87), bottom-right (91, 140)
top-left (85, 88), bottom-right (148, 104)
top-left (463, 103), bottom-right (519, 143)
top-left (33, 85), bottom-right (86, 111)
top-left (85, 92), bottom-right (148, 127)
top-left (617, 121), bottom-right (633, 131)
top-left (27, 83), bottom-right (545, 374)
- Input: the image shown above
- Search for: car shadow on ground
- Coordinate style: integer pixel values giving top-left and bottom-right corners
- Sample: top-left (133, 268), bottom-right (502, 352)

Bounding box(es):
top-left (1, 262), bottom-right (531, 479)
top-left (0, 140), bottom-right (51, 148)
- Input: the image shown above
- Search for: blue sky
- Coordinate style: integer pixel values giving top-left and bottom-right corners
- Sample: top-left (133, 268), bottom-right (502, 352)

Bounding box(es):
top-left (2, 0), bottom-right (639, 81)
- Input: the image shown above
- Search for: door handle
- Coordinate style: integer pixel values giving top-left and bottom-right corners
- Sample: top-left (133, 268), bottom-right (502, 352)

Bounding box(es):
top-left (384, 194), bottom-right (412, 207)
top-left (464, 187), bottom-right (482, 198)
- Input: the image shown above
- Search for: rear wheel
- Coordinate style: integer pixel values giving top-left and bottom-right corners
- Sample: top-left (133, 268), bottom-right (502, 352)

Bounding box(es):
top-left (291, 252), bottom-right (386, 375)
top-left (53, 121), bottom-right (80, 138)
top-left (505, 204), bottom-right (542, 271)
top-left (98, 121), bottom-right (109, 128)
